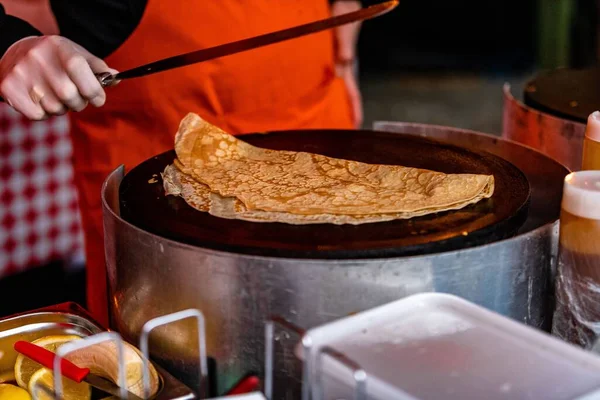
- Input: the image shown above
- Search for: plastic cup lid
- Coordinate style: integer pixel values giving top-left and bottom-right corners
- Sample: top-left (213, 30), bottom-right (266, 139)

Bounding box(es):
top-left (562, 171), bottom-right (600, 220)
top-left (585, 111), bottom-right (600, 142)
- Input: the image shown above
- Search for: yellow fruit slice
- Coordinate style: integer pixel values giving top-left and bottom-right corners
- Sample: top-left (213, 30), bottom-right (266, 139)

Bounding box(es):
top-left (14, 335), bottom-right (81, 389)
top-left (14, 334), bottom-right (159, 398)
top-left (0, 383), bottom-right (31, 400)
top-left (28, 368), bottom-right (90, 400)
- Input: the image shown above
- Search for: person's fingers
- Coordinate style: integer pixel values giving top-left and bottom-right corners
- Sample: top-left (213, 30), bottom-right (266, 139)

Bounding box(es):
top-left (45, 69), bottom-right (88, 112)
top-left (36, 51), bottom-right (87, 112)
top-left (81, 48), bottom-right (116, 75)
top-left (0, 76), bottom-right (45, 120)
top-left (22, 36), bottom-right (88, 112)
top-left (29, 84), bottom-right (44, 104)
top-left (73, 41), bottom-right (120, 88)
top-left (71, 41), bottom-right (112, 72)
top-left (15, 50), bottom-right (67, 116)
top-left (0, 35), bottom-right (116, 119)
top-left (57, 40), bottom-right (106, 107)
top-left (37, 81), bottom-right (67, 116)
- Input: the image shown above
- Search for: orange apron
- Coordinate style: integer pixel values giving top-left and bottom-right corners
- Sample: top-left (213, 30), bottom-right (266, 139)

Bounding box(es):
top-left (69, 0), bottom-right (353, 325)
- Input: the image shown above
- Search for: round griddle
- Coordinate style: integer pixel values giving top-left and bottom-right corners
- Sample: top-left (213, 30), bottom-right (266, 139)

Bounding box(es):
top-left (119, 130), bottom-right (530, 259)
top-left (524, 67), bottom-right (600, 123)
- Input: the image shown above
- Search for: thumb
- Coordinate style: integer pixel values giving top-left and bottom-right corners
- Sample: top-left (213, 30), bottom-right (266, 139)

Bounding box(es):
top-left (74, 42), bottom-right (118, 75)
top-left (81, 49), bottom-right (119, 87)
top-left (83, 53), bottom-right (119, 87)
top-left (85, 53), bottom-right (118, 75)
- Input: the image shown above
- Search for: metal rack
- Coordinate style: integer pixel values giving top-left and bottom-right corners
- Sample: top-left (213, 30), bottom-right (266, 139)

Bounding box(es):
top-left (23, 306), bottom-right (371, 400)
top-left (24, 299), bottom-right (600, 400)
top-left (28, 308), bottom-right (206, 400)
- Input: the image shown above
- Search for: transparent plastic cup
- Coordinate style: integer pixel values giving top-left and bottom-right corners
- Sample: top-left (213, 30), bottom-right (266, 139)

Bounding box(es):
top-left (552, 171), bottom-right (600, 348)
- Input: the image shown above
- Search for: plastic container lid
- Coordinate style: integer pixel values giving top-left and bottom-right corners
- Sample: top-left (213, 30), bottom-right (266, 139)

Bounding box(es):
top-left (562, 171), bottom-right (600, 220)
top-left (585, 111), bottom-right (600, 142)
top-left (213, 393), bottom-right (266, 400)
top-left (296, 293), bottom-right (600, 400)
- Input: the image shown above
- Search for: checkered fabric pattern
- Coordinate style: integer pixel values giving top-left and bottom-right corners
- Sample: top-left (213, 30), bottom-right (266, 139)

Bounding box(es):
top-left (0, 104), bottom-right (85, 276)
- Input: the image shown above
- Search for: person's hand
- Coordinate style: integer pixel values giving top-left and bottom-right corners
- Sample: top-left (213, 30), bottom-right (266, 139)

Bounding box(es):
top-left (331, 0), bottom-right (363, 128)
top-left (0, 35), bottom-right (117, 120)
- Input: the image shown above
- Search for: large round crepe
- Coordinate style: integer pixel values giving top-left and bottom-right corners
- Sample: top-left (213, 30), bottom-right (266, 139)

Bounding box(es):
top-left (162, 164), bottom-right (484, 224)
top-left (164, 113), bottom-right (494, 224)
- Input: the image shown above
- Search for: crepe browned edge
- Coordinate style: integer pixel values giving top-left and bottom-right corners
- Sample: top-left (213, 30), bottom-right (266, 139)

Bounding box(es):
top-left (162, 164), bottom-right (488, 225)
top-left (173, 113), bottom-right (494, 217)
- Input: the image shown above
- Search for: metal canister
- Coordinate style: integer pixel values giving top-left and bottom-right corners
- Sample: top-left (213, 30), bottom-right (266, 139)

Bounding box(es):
top-left (582, 112), bottom-right (600, 170)
top-left (502, 83), bottom-right (585, 171)
top-left (552, 171), bottom-right (600, 348)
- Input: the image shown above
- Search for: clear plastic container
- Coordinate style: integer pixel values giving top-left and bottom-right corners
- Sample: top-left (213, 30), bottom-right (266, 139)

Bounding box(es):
top-left (552, 171), bottom-right (600, 348)
top-left (297, 293), bottom-right (600, 400)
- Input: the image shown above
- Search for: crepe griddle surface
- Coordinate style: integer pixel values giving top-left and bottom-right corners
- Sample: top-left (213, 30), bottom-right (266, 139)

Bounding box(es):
top-left (119, 130), bottom-right (530, 259)
top-left (524, 67), bottom-right (600, 123)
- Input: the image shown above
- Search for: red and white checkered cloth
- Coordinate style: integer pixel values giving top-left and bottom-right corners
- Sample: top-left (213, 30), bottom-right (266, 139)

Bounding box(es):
top-left (0, 104), bottom-right (84, 276)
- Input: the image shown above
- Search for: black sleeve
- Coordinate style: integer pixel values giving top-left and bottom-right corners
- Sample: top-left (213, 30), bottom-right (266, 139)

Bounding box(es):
top-left (0, 0), bottom-right (146, 60)
top-left (50, 0), bottom-right (146, 59)
top-left (0, 4), bottom-right (42, 58)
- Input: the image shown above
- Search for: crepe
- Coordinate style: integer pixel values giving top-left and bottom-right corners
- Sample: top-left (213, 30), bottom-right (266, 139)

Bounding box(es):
top-left (162, 164), bottom-right (479, 224)
top-left (168, 113), bottom-right (494, 222)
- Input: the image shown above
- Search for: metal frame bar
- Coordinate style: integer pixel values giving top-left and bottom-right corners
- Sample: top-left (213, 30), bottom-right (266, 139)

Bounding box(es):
top-left (140, 309), bottom-right (207, 398)
top-left (264, 316), bottom-right (367, 400)
top-left (264, 316), bottom-right (305, 400)
top-left (314, 345), bottom-right (367, 400)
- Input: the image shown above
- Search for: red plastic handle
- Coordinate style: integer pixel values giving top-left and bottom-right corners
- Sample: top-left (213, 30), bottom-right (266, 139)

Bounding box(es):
top-left (226, 375), bottom-right (261, 395)
top-left (14, 341), bottom-right (90, 383)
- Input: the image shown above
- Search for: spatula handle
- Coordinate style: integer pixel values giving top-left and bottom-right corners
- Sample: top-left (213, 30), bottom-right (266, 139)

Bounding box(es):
top-left (14, 340), bottom-right (90, 383)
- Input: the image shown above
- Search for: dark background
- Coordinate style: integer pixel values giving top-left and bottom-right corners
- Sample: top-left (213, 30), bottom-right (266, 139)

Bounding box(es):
top-left (358, 0), bottom-right (597, 73)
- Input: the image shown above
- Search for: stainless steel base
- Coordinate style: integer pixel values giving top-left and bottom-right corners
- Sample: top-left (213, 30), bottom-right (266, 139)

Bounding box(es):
top-left (102, 123), bottom-right (566, 396)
